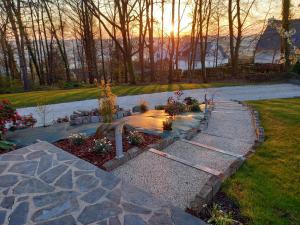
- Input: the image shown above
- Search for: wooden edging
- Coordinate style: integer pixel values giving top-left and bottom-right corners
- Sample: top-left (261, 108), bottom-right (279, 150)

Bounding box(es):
top-left (148, 148), bottom-right (223, 178)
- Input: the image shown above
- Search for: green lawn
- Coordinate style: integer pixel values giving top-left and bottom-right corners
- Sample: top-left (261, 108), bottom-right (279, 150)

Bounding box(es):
top-left (0, 82), bottom-right (244, 108)
top-left (223, 98), bottom-right (300, 225)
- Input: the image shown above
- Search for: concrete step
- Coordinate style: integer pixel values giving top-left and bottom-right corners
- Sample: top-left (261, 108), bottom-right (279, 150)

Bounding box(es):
top-left (181, 139), bottom-right (245, 160)
top-left (163, 141), bottom-right (243, 178)
top-left (112, 150), bottom-right (212, 209)
top-left (192, 132), bottom-right (254, 156)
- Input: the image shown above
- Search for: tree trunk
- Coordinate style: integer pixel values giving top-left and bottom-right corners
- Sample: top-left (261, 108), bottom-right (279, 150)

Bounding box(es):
top-left (282, 0), bottom-right (291, 69)
top-left (168, 0), bottom-right (175, 84)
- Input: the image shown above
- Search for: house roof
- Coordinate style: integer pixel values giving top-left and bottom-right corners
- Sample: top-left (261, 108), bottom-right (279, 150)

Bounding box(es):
top-left (180, 41), bottom-right (228, 60)
top-left (257, 19), bottom-right (300, 51)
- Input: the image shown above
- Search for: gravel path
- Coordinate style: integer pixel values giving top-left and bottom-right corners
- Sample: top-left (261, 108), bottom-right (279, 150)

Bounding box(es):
top-left (113, 100), bottom-right (256, 210)
top-left (17, 83), bottom-right (300, 127)
top-left (112, 151), bottom-right (211, 209)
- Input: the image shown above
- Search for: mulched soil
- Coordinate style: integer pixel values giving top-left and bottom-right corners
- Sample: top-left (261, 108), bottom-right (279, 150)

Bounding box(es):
top-left (54, 132), bottom-right (161, 170)
top-left (188, 191), bottom-right (249, 225)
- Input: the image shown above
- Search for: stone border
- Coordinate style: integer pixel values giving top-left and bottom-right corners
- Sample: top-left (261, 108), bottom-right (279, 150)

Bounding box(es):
top-left (237, 100), bottom-right (265, 147)
top-left (187, 100), bottom-right (259, 213)
top-left (103, 135), bottom-right (179, 171)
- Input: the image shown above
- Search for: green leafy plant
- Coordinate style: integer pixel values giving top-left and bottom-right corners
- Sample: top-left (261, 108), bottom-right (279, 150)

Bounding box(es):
top-left (190, 104), bottom-right (201, 112)
top-left (208, 204), bottom-right (236, 225)
top-left (127, 131), bottom-right (145, 145)
top-left (184, 97), bottom-right (199, 105)
top-left (92, 137), bottom-right (112, 154)
top-left (99, 82), bottom-right (116, 123)
top-left (68, 133), bottom-right (87, 146)
top-left (292, 60), bottom-right (300, 75)
top-left (163, 118), bottom-right (173, 131)
top-left (0, 139), bottom-right (16, 151)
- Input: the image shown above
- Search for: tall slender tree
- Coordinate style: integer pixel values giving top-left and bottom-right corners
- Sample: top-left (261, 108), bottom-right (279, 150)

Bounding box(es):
top-left (282, 0), bottom-right (291, 69)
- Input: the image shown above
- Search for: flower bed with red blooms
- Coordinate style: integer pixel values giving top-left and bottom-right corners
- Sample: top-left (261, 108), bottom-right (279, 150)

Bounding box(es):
top-left (0, 99), bottom-right (36, 137)
top-left (54, 132), bottom-right (161, 170)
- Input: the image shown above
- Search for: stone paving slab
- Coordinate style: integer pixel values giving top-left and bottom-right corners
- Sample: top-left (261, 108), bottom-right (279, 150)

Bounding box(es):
top-left (6, 123), bottom-right (99, 147)
top-left (112, 151), bottom-right (211, 210)
top-left (163, 141), bottom-right (237, 173)
top-left (0, 141), bottom-right (206, 225)
top-left (204, 111), bottom-right (255, 143)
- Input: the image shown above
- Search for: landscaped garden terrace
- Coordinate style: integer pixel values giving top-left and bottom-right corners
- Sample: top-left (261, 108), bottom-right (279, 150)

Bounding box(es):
top-left (1, 85), bottom-right (207, 171)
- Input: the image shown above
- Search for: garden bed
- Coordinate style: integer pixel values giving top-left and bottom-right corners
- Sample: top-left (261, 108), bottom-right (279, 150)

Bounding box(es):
top-left (54, 131), bottom-right (161, 170)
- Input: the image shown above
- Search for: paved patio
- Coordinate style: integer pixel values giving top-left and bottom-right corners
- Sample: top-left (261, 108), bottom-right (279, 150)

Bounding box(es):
top-left (0, 141), bottom-right (205, 225)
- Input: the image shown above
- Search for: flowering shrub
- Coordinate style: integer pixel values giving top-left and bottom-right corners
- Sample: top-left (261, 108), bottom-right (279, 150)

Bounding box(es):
top-left (165, 100), bottom-right (186, 116)
top-left (174, 90), bottom-right (184, 101)
top-left (268, 19), bottom-right (299, 64)
top-left (0, 99), bottom-right (20, 135)
top-left (20, 115), bottom-right (37, 128)
top-left (69, 133), bottom-right (87, 146)
top-left (127, 131), bottom-right (145, 145)
top-left (92, 137), bottom-right (112, 154)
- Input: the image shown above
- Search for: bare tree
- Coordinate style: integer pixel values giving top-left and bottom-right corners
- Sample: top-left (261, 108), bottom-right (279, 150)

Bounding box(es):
top-left (228, 0), bottom-right (256, 76)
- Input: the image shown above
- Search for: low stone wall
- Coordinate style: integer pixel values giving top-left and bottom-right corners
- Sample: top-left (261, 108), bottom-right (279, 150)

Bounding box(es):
top-left (69, 108), bottom-right (131, 126)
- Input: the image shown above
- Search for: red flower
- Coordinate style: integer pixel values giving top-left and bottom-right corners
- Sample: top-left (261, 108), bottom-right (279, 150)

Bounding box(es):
top-left (2, 99), bottom-right (11, 105)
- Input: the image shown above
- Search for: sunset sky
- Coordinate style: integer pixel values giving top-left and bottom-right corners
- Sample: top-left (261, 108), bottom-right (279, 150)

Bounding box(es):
top-left (152, 0), bottom-right (300, 36)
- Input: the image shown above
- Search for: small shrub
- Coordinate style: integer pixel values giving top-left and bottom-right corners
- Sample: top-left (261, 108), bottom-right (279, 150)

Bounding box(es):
top-left (190, 104), bottom-right (201, 112)
top-left (155, 105), bottom-right (166, 110)
top-left (0, 99), bottom-right (36, 134)
top-left (165, 101), bottom-right (186, 116)
top-left (127, 131), bottom-right (145, 145)
top-left (21, 114), bottom-right (37, 128)
top-left (69, 133), bottom-right (87, 146)
top-left (92, 137), bottom-right (112, 154)
top-left (99, 82), bottom-right (116, 123)
top-left (292, 60), bottom-right (300, 75)
top-left (139, 100), bottom-right (149, 113)
top-left (0, 139), bottom-right (16, 151)
top-left (184, 97), bottom-right (199, 105)
top-left (163, 118), bottom-right (173, 131)
top-left (208, 204), bottom-right (236, 225)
